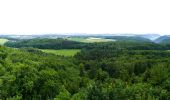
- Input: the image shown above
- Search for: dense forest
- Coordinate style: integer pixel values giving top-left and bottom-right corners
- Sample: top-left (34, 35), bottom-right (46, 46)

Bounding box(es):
top-left (1, 38), bottom-right (170, 99)
top-left (4, 38), bottom-right (170, 50)
top-left (4, 38), bottom-right (87, 49)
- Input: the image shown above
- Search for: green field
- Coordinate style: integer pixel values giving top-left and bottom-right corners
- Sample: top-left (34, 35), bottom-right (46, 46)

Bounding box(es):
top-left (0, 38), bottom-right (9, 45)
top-left (67, 37), bottom-right (115, 43)
top-left (41, 49), bottom-right (80, 56)
top-left (67, 37), bottom-right (85, 42)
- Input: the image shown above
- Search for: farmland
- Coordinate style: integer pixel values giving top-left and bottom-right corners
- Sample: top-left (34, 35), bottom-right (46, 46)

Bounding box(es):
top-left (41, 49), bottom-right (80, 56)
top-left (0, 38), bottom-right (9, 45)
top-left (67, 37), bottom-right (115, 43)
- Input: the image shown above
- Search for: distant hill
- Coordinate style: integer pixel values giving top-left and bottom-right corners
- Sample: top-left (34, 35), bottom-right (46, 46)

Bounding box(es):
top-left (4, 38), bottom-right (85, 49)
top-left (105, 36), bottom-right (151, 42)
top-left (4, 34), bottom-right (170, 44)
top-left (137, 34), bottom-right (160, 41)
top-left (154, 35), bottom-right (170, 43)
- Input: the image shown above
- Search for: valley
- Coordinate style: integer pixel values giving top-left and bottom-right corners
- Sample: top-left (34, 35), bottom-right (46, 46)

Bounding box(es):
top-left (1, 34), bottom-right (170, 100)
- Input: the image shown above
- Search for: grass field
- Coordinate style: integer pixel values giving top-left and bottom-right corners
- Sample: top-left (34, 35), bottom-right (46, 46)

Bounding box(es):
top-left (67, 37), bottom-right (85, 42)
top-left (0, 38), bottom-right (9, 45)
top-left (41, 49), bottom-right (80, 56)
top-left (67, 37), bottom-right (115, 43)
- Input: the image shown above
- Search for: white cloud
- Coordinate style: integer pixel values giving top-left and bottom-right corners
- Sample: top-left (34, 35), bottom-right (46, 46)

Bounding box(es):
top-left (0, 0), bottom-right (170, 35)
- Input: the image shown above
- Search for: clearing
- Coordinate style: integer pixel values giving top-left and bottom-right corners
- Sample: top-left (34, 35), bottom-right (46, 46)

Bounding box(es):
top-left (0, 38), bottom-right (9, 45)
top-left (41, 49), bottom-right (80, 56)
top-left (67, 37), bottom-right (115, 43)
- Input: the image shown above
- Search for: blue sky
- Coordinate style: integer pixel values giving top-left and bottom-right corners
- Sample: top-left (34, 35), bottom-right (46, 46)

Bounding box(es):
top-left (0, 0), bottom-right (170, 35)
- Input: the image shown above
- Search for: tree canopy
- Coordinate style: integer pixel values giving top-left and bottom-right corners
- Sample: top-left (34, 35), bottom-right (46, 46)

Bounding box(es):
top-left (1, 39), bottom-right (170, 100)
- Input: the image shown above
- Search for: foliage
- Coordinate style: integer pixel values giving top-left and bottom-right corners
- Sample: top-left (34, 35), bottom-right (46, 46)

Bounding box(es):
top-left (1, 39), bottom-right (170, 100)
top-left (5, 38), bottom-right (86, 49)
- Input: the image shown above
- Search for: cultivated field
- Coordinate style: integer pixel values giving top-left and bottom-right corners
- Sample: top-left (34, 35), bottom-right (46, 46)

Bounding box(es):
top-left (0, 38), bottom-right (9, 45)
top-left (41, 49), bottom-right (80, 56)
top-left (67, 37), bottom-right (115, 43)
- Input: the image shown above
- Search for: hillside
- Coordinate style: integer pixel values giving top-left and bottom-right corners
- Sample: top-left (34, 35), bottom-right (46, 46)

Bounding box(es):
top-left (105, 36), bottom-right (151, 42)
top-left (0, 46), bottom-right (82, 99)
top-left (154, 35), bottom-right (170, 43)
top-left (137, 34), bottom-right (160, 41)
top-left (0, 38), bottom-right (9, 45)
top-left (5, 38), bottom-right (168, 50)
top-left (1, 40), bottom-right (170, 99)
top-left (4, 38), bottom-right (86, 49)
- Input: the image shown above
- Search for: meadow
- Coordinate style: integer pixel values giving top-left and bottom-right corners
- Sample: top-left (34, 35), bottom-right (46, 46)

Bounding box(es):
top-left (41, 49), bottom-right (80, 56)
top-left (67, 37), bottom-right (115, 43)
top-left (0, 38), bottom-right (9, 45)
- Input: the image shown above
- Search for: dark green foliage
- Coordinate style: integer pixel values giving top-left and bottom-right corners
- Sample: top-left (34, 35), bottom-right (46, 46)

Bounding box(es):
top-left (105, 36), bottom-right (151, 42)
top-left (74, 42), bottom-right (170, 100)
top-left (5, 38), bottom-right (86, 49)
top-left (5, 38), bottom-right (168, 50)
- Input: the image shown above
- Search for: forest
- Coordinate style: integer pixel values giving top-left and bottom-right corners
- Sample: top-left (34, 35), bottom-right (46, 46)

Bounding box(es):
top-left (1, 37), bottom-right (170, 100)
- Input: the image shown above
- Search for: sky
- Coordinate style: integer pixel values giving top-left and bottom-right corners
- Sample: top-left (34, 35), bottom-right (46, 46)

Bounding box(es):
top-left (0, 0), bottom-right (170, 35)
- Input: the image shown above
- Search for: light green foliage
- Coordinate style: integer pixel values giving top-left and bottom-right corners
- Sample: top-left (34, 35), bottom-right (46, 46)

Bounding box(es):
top-left (41, 49), bottom-right (80, 56)
top-left (54, 86), bottom-right (71, 100)
top-left (67, 37), bottom-right (85, 42)
top-left (0, 47), bottom-right (82, 99)
top-left (0, 38), bottom-right (9, 45)
top-left (149, 64), bottom-right (169, 85)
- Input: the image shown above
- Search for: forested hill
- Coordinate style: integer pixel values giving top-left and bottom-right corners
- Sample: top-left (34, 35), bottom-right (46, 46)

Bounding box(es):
top-left (154, 35), bottom-right (170, 43)
top-left (105, 36), bottom-right (151, 42)
top-left (1, 40), bottom-right (170, 99)
top-left (4, 38), bottom-right (170, 50)
top-left (4, 38), bottom-right (86, 49)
